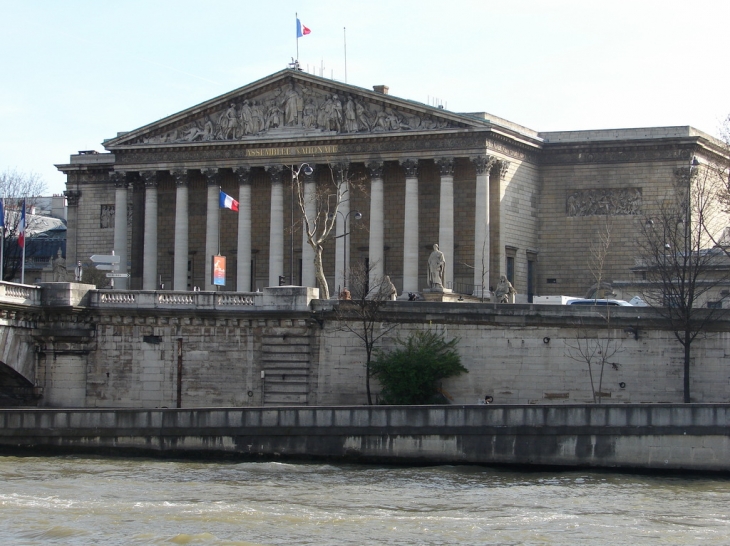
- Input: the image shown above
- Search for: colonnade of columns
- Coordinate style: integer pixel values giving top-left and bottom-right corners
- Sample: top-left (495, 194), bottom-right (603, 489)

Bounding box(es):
top-left (110, 156), bottom-right (504, 295)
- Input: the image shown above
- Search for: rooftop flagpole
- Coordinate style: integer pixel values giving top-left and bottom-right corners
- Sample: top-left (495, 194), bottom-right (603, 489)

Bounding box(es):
top-left (296, 12), bottom-right (299, 62)
top-left (344, 27), bottom-right (347, 83)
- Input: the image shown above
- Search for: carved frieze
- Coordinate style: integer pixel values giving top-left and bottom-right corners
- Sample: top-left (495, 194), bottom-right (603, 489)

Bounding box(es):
top-left (566, 188), bottom-right (642, 217)
top-left (544, 145), bottom-right (694, 166)
top-left (114, 134), bottom-right (489, 166)
top-left (124, 80), bottom-right (459, 147)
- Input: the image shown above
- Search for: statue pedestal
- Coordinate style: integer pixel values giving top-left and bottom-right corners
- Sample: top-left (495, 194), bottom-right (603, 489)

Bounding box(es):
top-left (422, 288), bottom-right (460, 303)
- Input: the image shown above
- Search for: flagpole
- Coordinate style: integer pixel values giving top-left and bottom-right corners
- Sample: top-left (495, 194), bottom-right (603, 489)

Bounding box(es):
top-left (344, 27), bottom-right (347, 83)
top-left (296, 12), bottom-right (299, 62)
top-left (20, 199), bottom-right (26, 285)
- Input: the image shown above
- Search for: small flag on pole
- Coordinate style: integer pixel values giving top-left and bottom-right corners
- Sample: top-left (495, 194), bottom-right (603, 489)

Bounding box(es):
top-left (219, 191), bottom-right (239, 212)
top-left (297, 18), bottom-right (311, 38)
top-left (18, 200), bottom-right (26, 248)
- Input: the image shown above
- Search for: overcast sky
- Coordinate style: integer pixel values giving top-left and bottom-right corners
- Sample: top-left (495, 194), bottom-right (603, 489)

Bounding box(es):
top-left (1, 0), bottom-right (728, 195)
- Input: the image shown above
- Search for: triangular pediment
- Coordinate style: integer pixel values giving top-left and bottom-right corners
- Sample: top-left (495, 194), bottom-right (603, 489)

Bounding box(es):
top-left (104, 70), bottom-right (489, 149)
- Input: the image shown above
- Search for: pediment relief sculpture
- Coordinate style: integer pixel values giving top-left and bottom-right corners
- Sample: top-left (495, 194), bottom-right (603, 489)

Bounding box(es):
top-left (125, 80), bottom-right (460, 146)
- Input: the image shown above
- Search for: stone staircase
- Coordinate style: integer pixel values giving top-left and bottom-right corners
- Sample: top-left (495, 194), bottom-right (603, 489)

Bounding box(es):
top-left (260, 325), bottom-right (312, 406)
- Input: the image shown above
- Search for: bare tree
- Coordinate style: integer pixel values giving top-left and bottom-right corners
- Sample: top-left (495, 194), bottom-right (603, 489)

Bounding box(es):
top-left (637, 158), bottom-right (730, 402)
top-left (294, 162), bottom-right (359, 300)
top-left (335, 261), bottom-right (399, 405)
top-left (566, 220), bottom-right (622, 403)
top-left (1, 169), bottom-right (47, 281)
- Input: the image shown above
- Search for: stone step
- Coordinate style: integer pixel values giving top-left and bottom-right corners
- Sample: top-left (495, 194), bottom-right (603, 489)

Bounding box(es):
top-left (265, 383), bottom-right (309, 394)
top-left (260, 353), bottom-right (311, 363)
top-left (261, 344), bottom-right (310, 353)
top-left (264, 393), bottom-right (308, 405)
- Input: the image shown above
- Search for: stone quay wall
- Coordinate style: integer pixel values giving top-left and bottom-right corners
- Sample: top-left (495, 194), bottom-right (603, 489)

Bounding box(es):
top-left (4, 284), bottom-right (730, 408)
top-left (2, 405), bottom-right (730, 472)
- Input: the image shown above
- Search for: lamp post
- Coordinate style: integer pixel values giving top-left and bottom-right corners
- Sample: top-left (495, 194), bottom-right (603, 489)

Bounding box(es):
top-left (290, 163), bottom-right (313, 284)
top-left (330, 209), bottom-right (363, 291)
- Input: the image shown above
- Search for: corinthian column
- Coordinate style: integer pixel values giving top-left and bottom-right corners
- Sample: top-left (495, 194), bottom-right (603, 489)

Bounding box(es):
top-left (235, 167), bottom-right (252, 291)
top-left (111, 172), bottom-right (128, 290)
top-left (172, 170), bottom-right (189, 291)
top-left (402, 159), bottom-right (419, 294)
top-left (367, 161), bottom-right (384, 290)
top-left (141, 171), bottom-right (158, 290)
top-left (472, 156), bottom-right (496, 296)
top-left (266, 165), bottom-right (284, 287)
top-left (203, 168), bottom-right (220, 291)
top-left (437, 158), bottom-right (454, 289)
top-left (333, 167), bottom-right (349, 293)
top-left (301, 167), bottom-right (317, 288)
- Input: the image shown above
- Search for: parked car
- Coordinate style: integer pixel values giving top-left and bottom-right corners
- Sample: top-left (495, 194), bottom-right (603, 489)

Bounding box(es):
top-left (567, 299), bottom-right (633, 306)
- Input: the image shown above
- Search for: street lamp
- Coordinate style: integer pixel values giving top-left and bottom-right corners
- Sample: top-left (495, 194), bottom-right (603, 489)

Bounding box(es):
top-left (290, 163), bottom-right (314, 284)
top-left (330, 209), bottom-right (363, 290)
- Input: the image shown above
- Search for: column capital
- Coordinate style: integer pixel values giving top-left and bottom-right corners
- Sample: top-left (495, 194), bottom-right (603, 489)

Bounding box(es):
top-left (202, 167), bottom-right (221, 186)
top-left (110, 171), bottom-right (128, 188)
top-left (499, 160), bottom-right (510, 179)
top-left (265, 164), bottom-right (285, 183)
top-left (472, 155), bottom-right (498, 175)
top-left (140, 170), bottom-right (158, 188)
top-left (401, 159), bottom-right (418, 178)
top-left (437, 157), bottom-right (455, 177)
top-left (234, 166), bottom-right (253, 185)
top-left (171, 169), bottom-right (189, 187)
top-left (367, 161), bottom-right (384, 179)
top-left (64, 190), bottom-right (81, 207)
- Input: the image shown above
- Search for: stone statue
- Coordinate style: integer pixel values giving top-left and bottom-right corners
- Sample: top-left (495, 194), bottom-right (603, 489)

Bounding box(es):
top-left (427, 244), bottom-right (446, 290)
top-left (218, 103), bottom-right (238, 139)
top-left (494, 274), bottom-right (516, 303)
top-left (52, 248), bottom-right (67, 282)
top-left (282, 82), bottom-right (303, 126)
top-left (383, 275), bottom-right (397, 300)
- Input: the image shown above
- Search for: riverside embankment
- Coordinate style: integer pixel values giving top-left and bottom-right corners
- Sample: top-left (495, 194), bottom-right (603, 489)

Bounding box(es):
top-left (2, 404), bottom-right (729, 472)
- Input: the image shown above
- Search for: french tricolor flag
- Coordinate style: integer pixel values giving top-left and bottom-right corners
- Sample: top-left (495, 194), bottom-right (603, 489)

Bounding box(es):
top-left (219, 191), bottom-right (239, 212)
top-left (296, 18), bottom-right (311, 38)
top-left (18, 200), bottom-right (26, 248)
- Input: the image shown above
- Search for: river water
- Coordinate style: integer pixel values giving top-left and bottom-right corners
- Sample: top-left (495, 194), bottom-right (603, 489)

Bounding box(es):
top-left (1, 456), bottom-right (729, 545)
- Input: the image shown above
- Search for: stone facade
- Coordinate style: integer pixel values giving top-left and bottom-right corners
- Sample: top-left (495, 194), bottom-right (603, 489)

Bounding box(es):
top-left (57, 70), bottom-right (728, 301)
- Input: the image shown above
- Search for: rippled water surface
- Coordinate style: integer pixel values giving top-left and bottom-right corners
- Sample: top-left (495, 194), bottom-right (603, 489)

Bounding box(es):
top-left (1, 456), bottom-right (730, 545)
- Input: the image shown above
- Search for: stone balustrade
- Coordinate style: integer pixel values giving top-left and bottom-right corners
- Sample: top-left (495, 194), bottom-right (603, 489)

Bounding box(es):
top-left (0, 282), bottom-right (42, 307)
top-left (91, 290), bottom-right (262, 310)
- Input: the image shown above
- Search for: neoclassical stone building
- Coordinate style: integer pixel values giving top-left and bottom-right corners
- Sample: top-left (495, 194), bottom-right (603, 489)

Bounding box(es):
top-left (57, 68), bottom-right (728, 299)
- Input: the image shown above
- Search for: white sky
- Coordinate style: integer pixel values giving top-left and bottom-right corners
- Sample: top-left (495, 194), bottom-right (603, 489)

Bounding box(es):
top-left (1, 0), bottom-right (728, 195)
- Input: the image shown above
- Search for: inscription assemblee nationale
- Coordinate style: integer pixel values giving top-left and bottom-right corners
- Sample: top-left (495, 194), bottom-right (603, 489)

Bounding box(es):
top-left (245, 145), bottom-right (338, 157)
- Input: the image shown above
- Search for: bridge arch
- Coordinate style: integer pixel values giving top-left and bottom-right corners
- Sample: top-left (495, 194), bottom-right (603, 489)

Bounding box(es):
top-left (0, 361), bottom-right (37, 406)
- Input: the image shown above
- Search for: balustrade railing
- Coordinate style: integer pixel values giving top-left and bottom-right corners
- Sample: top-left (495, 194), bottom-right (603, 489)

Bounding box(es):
top-left (91, 290), bottom-right (262, 310)
top-left (0, 282), bottom-right (42, 306)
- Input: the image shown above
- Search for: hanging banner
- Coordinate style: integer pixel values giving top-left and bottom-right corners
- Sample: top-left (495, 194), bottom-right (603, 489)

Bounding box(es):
top-left (212, 255), bottom-right (226, 287)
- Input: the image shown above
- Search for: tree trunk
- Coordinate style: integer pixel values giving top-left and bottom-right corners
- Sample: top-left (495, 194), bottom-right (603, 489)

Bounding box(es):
top-left (683, 333), bottom-right (691, 403)
top-left (313, 245), bottom-right (329, 300)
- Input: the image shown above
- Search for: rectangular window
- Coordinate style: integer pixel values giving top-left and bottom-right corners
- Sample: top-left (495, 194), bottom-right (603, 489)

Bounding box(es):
top-left (506, 256), bottom-right (515, 286)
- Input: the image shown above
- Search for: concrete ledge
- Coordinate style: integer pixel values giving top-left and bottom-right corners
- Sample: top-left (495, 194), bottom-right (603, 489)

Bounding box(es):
top-left (1, 405), bottom-right (729, 471)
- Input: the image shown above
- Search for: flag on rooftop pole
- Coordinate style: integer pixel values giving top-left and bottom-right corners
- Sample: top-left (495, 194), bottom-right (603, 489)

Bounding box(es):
top-left (296, 13), bottom-right (310, 62)
top-left (219, 191), bottom-right (239, 212)
top-left (296, 18), bottom-right (310, 38)
top-left (20, 199), bottom-right (26, 284)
